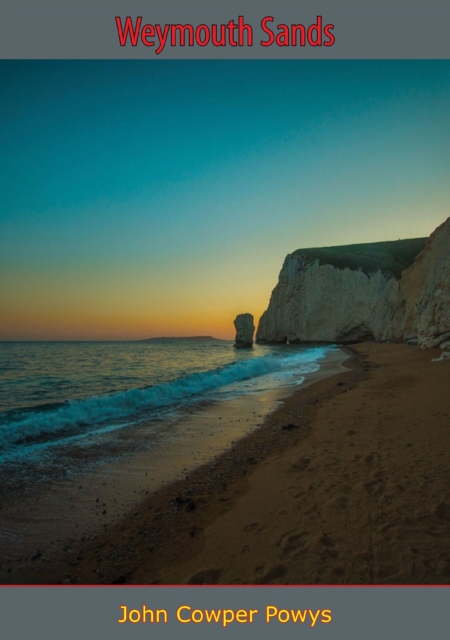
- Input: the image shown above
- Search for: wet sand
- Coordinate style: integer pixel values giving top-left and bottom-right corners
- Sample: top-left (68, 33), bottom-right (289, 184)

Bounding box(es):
top-left (2, 343), bottom-right (450, 585)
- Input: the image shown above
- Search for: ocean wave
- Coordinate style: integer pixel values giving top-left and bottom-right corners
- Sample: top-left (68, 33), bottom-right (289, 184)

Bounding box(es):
top-left (0, 354), bottom-right (286, 450)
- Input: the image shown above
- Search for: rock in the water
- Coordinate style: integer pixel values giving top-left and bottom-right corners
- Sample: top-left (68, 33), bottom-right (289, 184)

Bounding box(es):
top-left (256, 217), bottom-right (450, 347)
top-left (234, 313), bottom-right (255, 348)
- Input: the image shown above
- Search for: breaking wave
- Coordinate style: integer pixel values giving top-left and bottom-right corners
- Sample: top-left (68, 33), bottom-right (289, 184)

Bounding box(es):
top-left (0, 353), bottom-right (287, 450)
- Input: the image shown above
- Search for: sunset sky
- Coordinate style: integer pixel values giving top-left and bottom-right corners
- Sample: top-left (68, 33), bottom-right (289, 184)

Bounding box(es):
top-left (1, 60), bottom-right (449, 340)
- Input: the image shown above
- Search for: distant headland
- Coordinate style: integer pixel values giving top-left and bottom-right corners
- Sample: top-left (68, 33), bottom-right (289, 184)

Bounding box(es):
top-left (136, 336), bottom-right (225, 342)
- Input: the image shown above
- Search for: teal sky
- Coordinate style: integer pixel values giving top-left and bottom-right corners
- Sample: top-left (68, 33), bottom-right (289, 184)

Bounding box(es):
top-left (0, 60), bottom-right (449, 340)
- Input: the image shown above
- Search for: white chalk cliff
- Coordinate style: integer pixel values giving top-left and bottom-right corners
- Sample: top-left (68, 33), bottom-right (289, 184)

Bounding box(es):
top-left (256, 217), bottom-right (450, 348)
top-left (399, 218), bottom-right (450, 348)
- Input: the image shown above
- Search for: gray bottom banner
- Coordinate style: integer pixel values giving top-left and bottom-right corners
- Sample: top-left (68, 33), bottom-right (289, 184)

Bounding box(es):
top-left (0, 586), bottom-right (448, 639)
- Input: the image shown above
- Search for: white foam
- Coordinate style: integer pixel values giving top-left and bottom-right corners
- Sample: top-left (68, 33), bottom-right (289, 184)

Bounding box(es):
top-left (0, 347), bottom-right (329, 451)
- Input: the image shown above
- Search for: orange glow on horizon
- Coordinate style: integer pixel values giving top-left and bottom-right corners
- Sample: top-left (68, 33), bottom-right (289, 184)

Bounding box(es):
top-left (0, 299), bottom-right (268, 341)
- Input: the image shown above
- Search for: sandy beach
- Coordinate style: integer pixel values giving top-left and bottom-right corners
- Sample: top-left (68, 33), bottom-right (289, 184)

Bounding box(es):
top-left (2, 342), bottom-right (450, 585)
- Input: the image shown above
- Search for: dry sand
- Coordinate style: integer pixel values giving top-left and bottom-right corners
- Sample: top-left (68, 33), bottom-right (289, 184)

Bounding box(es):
top-left (3, 342), bottom-right (450, 585)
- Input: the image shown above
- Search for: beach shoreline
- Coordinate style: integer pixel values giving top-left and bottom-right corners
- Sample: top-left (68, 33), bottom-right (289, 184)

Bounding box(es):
top-left (2, 342), bottom-right (449, 585)
top-left (0, 345), bottom-right (349, 584)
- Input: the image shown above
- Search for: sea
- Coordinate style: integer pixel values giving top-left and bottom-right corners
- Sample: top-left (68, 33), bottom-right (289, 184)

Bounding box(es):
top-left (0, 339), bottom-right (334, 462)
top-left (0, 339), bottom-right (344, 561)
top-left (0, 339), bottom-right (336, 483)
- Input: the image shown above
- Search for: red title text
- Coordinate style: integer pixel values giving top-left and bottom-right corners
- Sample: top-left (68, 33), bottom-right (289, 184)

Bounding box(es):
top-left (115, 16), bottom-right (335, 54)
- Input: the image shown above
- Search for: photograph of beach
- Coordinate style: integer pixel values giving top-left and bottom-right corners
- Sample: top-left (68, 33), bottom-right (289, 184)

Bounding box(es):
top-left (0, 60), bottom-right (449, 585)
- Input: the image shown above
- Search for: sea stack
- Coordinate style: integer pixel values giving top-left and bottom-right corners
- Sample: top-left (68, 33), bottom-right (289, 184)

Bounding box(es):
top-left (233, 313), bottom-right (255, 348)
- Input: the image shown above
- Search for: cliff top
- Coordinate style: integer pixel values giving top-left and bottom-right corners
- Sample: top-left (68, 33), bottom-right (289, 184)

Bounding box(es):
top-left (290, 237), bottom-right (427, 279)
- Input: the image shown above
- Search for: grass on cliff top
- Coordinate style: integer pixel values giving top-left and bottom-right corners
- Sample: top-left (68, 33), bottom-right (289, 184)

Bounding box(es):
top-left (291, 237), bottom-right (427, 279)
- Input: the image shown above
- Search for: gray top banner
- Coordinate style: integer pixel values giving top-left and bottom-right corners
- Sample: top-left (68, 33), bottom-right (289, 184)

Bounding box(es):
top-left (1, 0), bottom-right (449, 59)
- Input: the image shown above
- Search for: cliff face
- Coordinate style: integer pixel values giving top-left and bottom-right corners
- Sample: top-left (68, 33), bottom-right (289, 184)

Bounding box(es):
top-left (256, 218), bottom-right (449, 347)
top-left (399, 218), bottom-right (450, 347)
